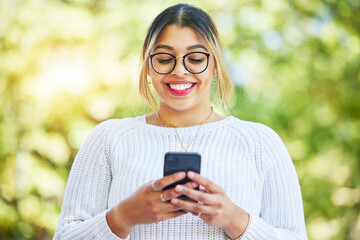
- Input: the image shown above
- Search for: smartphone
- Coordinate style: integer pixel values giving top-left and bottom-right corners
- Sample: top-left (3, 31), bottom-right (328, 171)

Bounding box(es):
top-left (163, 152), bottom-right (201, 200)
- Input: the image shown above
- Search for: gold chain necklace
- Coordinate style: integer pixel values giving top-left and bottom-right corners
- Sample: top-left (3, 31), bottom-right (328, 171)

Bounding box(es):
top-left (156, 107), bottom-right (214, 152)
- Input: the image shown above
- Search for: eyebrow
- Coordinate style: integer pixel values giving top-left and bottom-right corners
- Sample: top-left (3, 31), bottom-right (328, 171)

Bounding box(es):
top-left (153, 44), bottom-right (208, 51)
top-left (187, 44), bottom-right (208, 51)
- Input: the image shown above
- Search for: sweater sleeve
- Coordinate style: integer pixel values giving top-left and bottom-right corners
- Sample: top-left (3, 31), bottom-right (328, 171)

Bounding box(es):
top-left (53, 120), bottom-right (125, 240)
top-left (242, 125), bottom-right (308, 240)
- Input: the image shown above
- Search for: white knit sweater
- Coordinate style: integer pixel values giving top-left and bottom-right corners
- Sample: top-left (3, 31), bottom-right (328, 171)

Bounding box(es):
top-left (54, 116), bottom-right (308, 240)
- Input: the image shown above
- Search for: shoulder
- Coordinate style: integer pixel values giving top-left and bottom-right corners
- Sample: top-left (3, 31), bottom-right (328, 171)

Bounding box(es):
top-left (228, 117), bottom-right (293, 171)
top-left (87, 116), bottom-right (145, 142)
top-left (227, 116), bottom-right (289, 159)
top-left (95, 116), bottom-right (144, 133)
top-left (97, 117), bottom-right (142, 129)
top-left (226, 116), bottom-right (281, 142)
top-left (222, 117), bottom-right (292, 176)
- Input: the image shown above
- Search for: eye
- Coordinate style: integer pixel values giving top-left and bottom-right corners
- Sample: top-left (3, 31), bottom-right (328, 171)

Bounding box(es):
top-left (153, 54), bottom-right (175, 65)
top-left (188, 57), bottom-right (205, 63)
top-left (157, 58), bottom-right (173, 64)
top-left (186, 53), bottom-right (207, 64)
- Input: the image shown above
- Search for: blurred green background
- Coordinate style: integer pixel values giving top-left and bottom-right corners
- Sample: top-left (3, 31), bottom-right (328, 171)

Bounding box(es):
top-left (1, 0), bottom-right (359, 239)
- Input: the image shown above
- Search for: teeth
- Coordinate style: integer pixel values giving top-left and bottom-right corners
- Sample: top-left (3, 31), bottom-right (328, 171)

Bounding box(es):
top-left (169, 83), bottom-right (194, 91)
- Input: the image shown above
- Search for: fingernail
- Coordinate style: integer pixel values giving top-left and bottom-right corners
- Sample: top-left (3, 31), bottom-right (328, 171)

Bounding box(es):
top-left (175, 185), bottom-right (183, 192)
top-left (171, 198), bottom-right (178, 204)
top-left (178, 172), bottom-right (185, 178)
top-left (188, 171), bottom-right (195, 178)
top-left (192, 182), bottom-right (198, 187)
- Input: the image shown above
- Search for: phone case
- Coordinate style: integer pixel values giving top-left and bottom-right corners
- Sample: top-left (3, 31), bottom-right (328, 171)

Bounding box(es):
top-left (163, 152), bottom-right (201, 200)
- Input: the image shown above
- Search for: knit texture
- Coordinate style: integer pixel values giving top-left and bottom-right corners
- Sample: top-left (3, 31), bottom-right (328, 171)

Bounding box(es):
top-left (53, 116), bottom-right (308, 240)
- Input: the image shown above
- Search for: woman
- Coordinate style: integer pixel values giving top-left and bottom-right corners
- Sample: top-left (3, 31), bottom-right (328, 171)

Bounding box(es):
top-left (54, 3), bottom-right (308, 240)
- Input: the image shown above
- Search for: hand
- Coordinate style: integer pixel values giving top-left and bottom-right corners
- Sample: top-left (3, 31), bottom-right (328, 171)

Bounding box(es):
top-left (106, 172), bottom-right (199, 238)
top-left (170, 171), bottom-right (250, 239)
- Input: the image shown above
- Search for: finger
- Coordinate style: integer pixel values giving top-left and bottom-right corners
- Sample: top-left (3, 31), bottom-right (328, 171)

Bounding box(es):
top-left (171, 198), bottom-right (213, 215)
top-left (199, 185), bottom-right (208, 192)
top-left (157, 182), bottom-right (198, 209)
top-left (154, 194), bottom-right (187, 213)
top-left (162, 181), bottom-right (199, 200)
top-left (184, 181), bottom-right (199, 189)
top-left (187, 171), bottom-right (223, 193)
top-left (174, 185), bottom-right (218, 205)
top-left (153, 172), bottom-right (186, 191)
top-left (151, 180), bottom-right (162, 192)
top-left (160, 201), bottom-right (185, 212)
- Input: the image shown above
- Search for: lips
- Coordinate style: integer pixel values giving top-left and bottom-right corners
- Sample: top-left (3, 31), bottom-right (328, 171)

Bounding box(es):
top-left (165, 82), bottom-right (197, 96)
top-left (168, 83), bottom-right (195, 90)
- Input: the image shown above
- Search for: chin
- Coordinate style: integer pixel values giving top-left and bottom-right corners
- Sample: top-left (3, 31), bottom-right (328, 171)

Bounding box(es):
top-left (168, 101), bottom-right (207, 113)
top-left (169, 105), bottom-right (195, 112)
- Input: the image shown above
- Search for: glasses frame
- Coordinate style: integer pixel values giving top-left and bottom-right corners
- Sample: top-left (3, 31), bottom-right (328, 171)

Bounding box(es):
top-left (149, 52), bottom-right (212, 75)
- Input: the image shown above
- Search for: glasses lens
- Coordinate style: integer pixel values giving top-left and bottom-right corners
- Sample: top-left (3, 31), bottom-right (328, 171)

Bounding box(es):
top-left (184, 52), bottom-right (208, 73)
top-left (152, 54), bottom-right (175, 74)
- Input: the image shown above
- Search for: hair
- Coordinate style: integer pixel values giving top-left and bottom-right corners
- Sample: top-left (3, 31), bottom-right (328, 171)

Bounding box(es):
top-left (139, 3), bottom-right (233, 111)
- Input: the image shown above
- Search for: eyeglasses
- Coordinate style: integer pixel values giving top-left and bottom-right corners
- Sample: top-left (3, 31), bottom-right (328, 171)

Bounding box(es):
top-left (149, 52), bottom-right (211, 75)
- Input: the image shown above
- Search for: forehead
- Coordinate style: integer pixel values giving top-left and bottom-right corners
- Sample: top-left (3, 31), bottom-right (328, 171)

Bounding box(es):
top-left (153, 24), bottom-right (209, 51)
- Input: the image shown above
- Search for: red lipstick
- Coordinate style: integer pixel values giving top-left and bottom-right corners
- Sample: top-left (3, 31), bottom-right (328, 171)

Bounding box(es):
top-left (165, 81), bottom-right (196, 96)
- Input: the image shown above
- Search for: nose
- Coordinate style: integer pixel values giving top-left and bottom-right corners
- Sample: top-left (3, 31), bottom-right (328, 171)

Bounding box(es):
top-left (171, 57), bottom-right (188, 76)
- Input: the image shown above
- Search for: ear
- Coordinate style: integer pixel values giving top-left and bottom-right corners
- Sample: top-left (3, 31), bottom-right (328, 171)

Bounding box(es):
top-left (212, 56), bottom-right (218, 76)
top-left (147, 61), bottom-right (151, 76)
top-left (213, 66), bottom-right (217, 77)
top-left (147, 75), bottom-right (152, 84)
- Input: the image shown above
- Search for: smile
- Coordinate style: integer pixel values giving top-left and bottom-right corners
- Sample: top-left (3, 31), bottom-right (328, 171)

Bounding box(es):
top-left (167, 83), bottom-right (195, 90)
top-left (165, 82), bottom-right (196, 96)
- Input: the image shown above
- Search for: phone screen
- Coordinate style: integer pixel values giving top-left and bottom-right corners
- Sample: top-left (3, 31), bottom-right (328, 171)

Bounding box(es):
top-left (163, 152), bottom-right (201, 200)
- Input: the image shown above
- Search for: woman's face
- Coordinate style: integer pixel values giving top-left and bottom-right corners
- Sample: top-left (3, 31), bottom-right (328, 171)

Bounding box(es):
top-left (148, 24), bottom-right (217, 112)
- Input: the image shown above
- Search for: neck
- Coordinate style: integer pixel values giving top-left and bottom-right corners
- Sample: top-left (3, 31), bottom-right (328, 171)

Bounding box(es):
top-left (156, 104), bottom-right (214, 127)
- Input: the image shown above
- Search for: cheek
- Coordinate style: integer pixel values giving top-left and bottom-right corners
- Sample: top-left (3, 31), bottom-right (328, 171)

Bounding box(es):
top-left (199, 71), bottom-right (214, 85)
top-left (150, 75), bottom-right (166, 93)
top-left (148, 68), bottom-right (160, 83)
top-left (210, 60), bottom-right (217, 76)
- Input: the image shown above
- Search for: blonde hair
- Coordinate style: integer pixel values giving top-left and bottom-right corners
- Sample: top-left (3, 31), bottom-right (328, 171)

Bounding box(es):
top-left (139, 4), bottom-right (233, 111)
